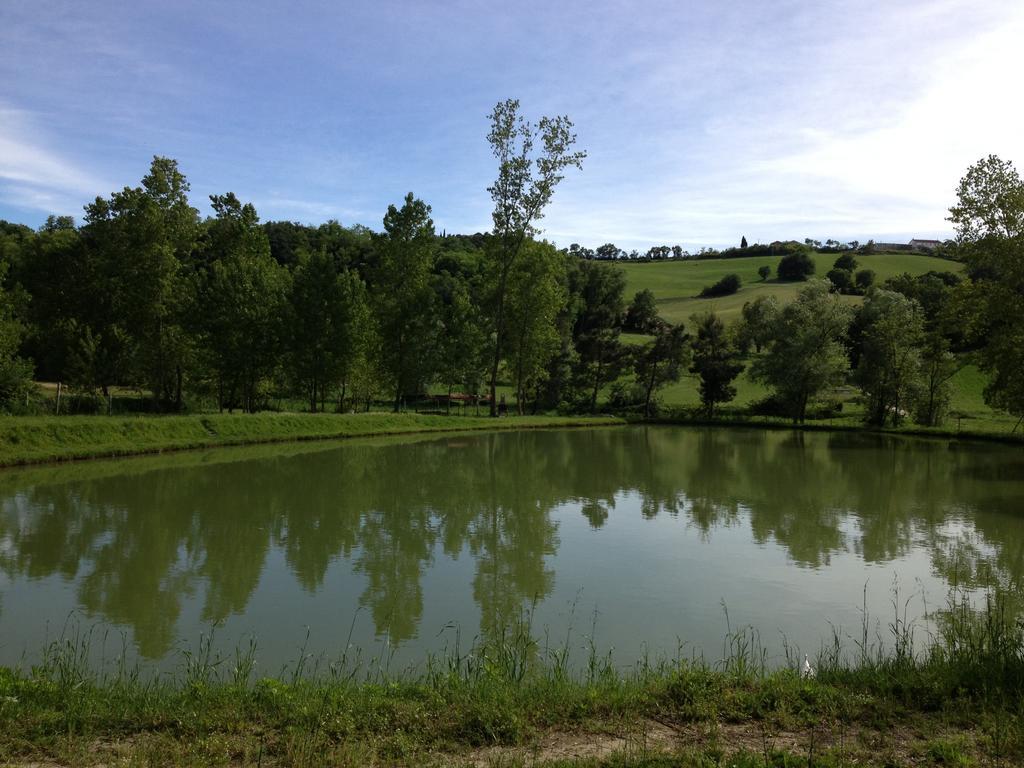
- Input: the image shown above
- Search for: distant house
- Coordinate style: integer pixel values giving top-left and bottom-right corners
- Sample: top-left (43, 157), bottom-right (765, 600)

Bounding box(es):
top-left (909, 238), bottom-right (942, 251)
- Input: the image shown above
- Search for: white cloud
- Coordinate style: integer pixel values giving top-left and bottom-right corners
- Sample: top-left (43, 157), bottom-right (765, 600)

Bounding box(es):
top-left (0, 105), bottom-right (111, 216)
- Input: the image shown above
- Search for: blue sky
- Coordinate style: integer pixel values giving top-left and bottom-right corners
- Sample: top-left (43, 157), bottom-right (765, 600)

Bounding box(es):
top-left (1, 0), bottom-right (1021, 250)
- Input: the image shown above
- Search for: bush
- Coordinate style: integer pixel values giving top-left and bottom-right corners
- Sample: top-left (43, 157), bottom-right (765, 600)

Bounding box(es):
top-left (826, 268), bottom-right (853, 292)
top-left (833, 253), bottom-right (858, 272)
top-left (776, 252), bottom-right (815, 281)
top-left (855, 269), bottom-right (876, 291)
top-left (757, 265), bottom-right (771, 281)
top-left (699, 273), bottom-right (741, 298)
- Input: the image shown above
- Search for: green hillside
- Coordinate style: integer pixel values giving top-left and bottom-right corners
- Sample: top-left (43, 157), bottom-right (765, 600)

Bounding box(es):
top-left (619, 251), bottom-right (963, 324)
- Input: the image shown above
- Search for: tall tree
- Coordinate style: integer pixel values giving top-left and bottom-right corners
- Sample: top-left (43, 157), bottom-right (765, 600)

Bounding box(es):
top-left (0, 259), bottom-right (33, 409)
top-left (853, 289), bottom-right (924, 427)
top-left (572, 260), bottom-right (626, 411)
top-left (79, 157), bottom-right (200, 406)
top-left (948, 155), bottom-right (1024, 423)
top-left (623, 288), bottom-right (659, 333)
top-left (485, 98), bottom-right (585, 416)
top-left (195, 193), bottom-right (289, 412)
top-left (288, 248), bottom-right (364, 412)
top-left (690, 312), bottom-right (744, 418)
top-left (751, 280), bottom-right (852, 423)
top-left (435, 273), bottom-right (488, 413)
top-left (372, 193), bottom-right (438, 411)
top-left (633, 323), bottom-right (690, 416)
top-left (503, 240), bottom-right (567, 413)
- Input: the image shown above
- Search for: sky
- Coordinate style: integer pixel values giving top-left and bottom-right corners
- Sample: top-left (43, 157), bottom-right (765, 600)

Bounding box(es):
top-left (1, 0), bottom-right (1022, 251)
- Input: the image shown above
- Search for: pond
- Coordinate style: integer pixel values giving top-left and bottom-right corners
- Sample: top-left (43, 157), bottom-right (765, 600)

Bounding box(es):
top-left (0, 426), bottom-right (1021, 673)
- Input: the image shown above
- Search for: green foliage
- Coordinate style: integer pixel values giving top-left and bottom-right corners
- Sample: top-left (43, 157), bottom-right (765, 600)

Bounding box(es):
top-left (776, 251), bottom-right (816, 281)
top-left (690, 312), bottom-right (744, 418)
top-left (948, 154), bottom-right (1024, 241)
top-left (757, 264), bottom-right (770, 281)
top-left (698, 272), bottom-right (741, 298)
top-left (571, 260), bottom-right (627, 411)
top-left (288, 249), bottom-right (367, 412)
top-left (504, 241), bottom-right (568, 412)
top-left (750, 281), bottom-right (852, 423)
top-left (0, 262), bottom-right (33, 409)
top-left (78, 156), bottom-right (200, 404)
top-left (195, 193), bottom-right (290, 412)
top-left (916, 332), bottom-right (958, 427)
top-left (623, 288), bottom-right (659, 333)
top-left (854, 268), bottom-right (876, 292)
top-left (737, 295), bottom-right (779, 354)
top-left (825, 267), bottom-right (852, 292)
top-left (853, 289), bottom-right (925, 426)
top-left (372, 193), bottom-right (439, 411)
top-left (633, 323), bottom-right (690, 416)
top-left (833, 253), bottom-right (858, 272)
top-left (485, 98), bottom-right (585, 414)
top-left (949, 155), bottom-right (1024, 420)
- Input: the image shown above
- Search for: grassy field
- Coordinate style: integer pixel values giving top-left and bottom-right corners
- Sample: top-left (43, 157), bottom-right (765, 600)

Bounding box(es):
top-left (0, 412), bottom-right (622, 467)
top-left (2, 589), bottom-right (1022, 767)
top-left (620, 251), bottom-right (963, 324)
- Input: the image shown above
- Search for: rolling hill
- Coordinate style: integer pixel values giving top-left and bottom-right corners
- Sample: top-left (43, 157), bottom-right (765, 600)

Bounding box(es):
top-left (618, 251), bottom-right (963, 325)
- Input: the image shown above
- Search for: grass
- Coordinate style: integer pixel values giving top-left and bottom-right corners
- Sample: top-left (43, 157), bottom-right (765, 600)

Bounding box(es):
top-left (620, 251), bottom-right (963, 325)
top-left (0, 412), bottom-right (623, 467)
top-left (2, 586), bottom-right (1023, 766)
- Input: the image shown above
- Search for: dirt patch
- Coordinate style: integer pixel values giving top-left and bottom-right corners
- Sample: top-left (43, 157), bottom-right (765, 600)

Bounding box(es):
top-left (461, 717), bottom-right (987, 767)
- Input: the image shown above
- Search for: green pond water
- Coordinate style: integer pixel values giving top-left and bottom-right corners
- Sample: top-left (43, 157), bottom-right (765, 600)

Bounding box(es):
top-left (0, 425), bottom-right (1021, 673)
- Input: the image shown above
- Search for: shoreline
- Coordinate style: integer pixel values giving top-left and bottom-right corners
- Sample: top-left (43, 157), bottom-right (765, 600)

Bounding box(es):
top-left (3, 603), bottom-right (1019, 768)
top-left (0, 412), bottom-right (624, 469)
top-left (0, 410), bottom-right (1019, 470)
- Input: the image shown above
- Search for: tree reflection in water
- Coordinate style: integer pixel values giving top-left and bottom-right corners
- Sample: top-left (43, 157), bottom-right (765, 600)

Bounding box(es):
top-left (0, 427), bottom-right (1021, 660)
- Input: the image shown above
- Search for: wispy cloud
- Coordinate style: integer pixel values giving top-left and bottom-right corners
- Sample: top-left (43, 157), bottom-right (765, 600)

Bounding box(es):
top-left (0, 105), bottom-right (112, 216)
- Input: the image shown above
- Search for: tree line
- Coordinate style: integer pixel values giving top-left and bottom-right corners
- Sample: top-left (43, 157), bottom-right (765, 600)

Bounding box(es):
top-left (0, 105), bottom-right (1020, 429)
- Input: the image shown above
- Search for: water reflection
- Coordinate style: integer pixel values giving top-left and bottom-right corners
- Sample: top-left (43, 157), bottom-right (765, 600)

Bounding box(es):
top-left (0, 426), bottom-right (1021, 661)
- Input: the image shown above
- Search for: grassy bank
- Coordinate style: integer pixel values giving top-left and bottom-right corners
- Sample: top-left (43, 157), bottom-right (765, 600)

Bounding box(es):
top-left (0, 412), bottom-right (623, 467)
top-left (3, 590), bottom-right (1022, 767)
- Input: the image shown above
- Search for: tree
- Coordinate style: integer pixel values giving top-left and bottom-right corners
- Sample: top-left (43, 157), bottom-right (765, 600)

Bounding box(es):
top-left (758, 265), bottom-right (771, 281)
top-left (777, 251), bottom-right (815, 281)
top-left (372, 193), bottom-right (438, 412)
top-left (195, 194), bottom-right (289, 412)
top-left (0, 260), bottom-right (33, 409)
top-left (826, 267), bottom-right (853, 293)
top-left (854, 269), bottom-right (876, 292)
top-left (833, 253), bottom-right (858, 272)
top-left (79, 157), bottom-right (199, 406)
top-left (948, 155), bottom-right (1024, 423)
top-left (572, 260), bottom-right (626, 411)
top-left (737, 295), bottom-right (780, 354)
top-left (690, 312), bottom-right (743, 418)
top-left (740, 235), bottom-right (748, 249)
top-left (633, 323), bottom-right (690, 416)
top-left (948, 154), bottom-right (1024, 241)
top-left (435, 274), bottom-right (488, 413)
top-left (504, 240), bottom-right (567, 413)
top-left (915, 332), bottom-right (958, 427)
top-left (288, 249), bottom-right (365, 412)
top-left (484, 98), bottom-right (586, 416)
top-left (751, 280), bottom-right (852, 423)
top-left (623, 288), bottom-right (659, 333)
top-left (853, 289), bottom-right (924, 427)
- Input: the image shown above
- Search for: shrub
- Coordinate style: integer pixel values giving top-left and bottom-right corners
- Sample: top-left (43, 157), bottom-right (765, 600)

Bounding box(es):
top-left (833, 253), bottom-right (858, 272)
top-left (855, 269), bottom-right (876, 291)
top-left (826, 268), bottom-right (853, 292)
top-left (757, 265), bottom-right (771, 281)
top-left (699, 273), bottom-right (741, 298)
top-left (776, 252), bottom-right (815, 281)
